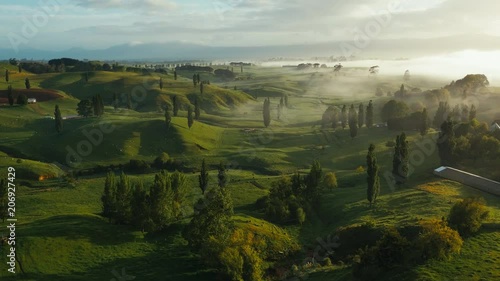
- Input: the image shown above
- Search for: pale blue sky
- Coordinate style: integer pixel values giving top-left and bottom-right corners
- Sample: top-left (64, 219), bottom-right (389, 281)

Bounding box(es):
top-left (1, 0), bottom-right (499, 51)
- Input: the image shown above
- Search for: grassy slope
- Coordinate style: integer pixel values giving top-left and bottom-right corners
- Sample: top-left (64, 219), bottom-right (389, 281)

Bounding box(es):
top-left (0, 66), bottom-right (498, 281)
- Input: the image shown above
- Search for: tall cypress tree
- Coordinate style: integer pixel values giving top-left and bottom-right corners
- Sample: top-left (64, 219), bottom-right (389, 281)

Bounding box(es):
top-left (187, 106), bottom-right (194, 128)
top-left (130, 181), bottom-right (149, 232)
top-left (174, 71), bottom-right (177, 80)
top-left (358, 103), bottom-right (365, 128)
top-left (92, 96), bottom-right (98, 115)
top-left (165, 106), bottom-right (172, 130)
top-left (172, 95), bottom-right (179, 117)
top-left (184, 186), bottom-right (234, 250)
top-left (7, 85), bottom-right (13, 106)
top-left (115, 172), bottom-right (131, 224)
top-left (159, 77), bottom-right (163, 90)
top-left (54, 105), bottom-right (63, 133)
top-left (5, 70), bottom-right (9, 82)
top-left (113, 93), bottom-right (118, 110)
top-left (149, 170), bottom-right (172, 231)
top-left (193, 74), bottom-right (197, 87)
top-left (392, 133), bottom-right (409, 186)
top-left (469, 104), bottom-right (477, 121)
top-left (194, 97), bottom-right (201, 120)
top-left (433, 102), bottom-right (450, 128)
top-left (348, 104), bottom-right (358, 139)
top-left (217, 162), bottom-right (227, 188)
top-left (341, 105), bottom-right (347, 129)
top-left (263, 98), bottom-right (271, 128)
top-left (366, 100), bottom-right (374, 128)
top-left (331, 108), bottom-right (338, 129)
top-left (366, 144), bottom-right (380, 207)
top-left (420, 108), bottom-right (429, 136)
top-left (25, 78), bottom-right (31, 89)
top-left (198, 159), bottom-right (209, 194)
top-left (127, 93), bottom-right (132, 109)
top-left (437, 118), bottom-right (456, 165)
top-left (101, 172), bottom-right (116, 221)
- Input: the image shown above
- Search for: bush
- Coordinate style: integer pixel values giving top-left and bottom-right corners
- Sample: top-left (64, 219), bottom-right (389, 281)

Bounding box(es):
top-left (126, 159), bottom-right (150, 173)
top-left (323, 257), bottom-right (332, 267)
top-left (355, 166), bottom-right (365, 173)
top-left (153, 152), bottom-right (170, 169)
top-left (385, 140), bottom-right (396, 147)
top-left (324, 172), bottom-right (338, 189)
top-left (416, 219), bottom-right (463, 261)
top-left (17, 94), bottom-right (28, 105)
top-left (296, 207), bottom-right (306, 225)
top-left (448, 197), bottom-right (489, 236)
top-left (334, 223), bottom-right (383, 262)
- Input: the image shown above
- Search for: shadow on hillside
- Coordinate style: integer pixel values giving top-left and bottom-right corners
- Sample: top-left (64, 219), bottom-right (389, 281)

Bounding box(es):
top-left (7, 242), bottom-right (216, 281)
top-left (21, 214), bottom-right (137, 246)
top-left (481, 222), bottom-right (500, 233)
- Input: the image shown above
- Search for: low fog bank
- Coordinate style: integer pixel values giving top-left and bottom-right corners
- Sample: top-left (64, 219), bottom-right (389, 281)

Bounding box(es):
top-left (260, 50), bottom-right (500, 86)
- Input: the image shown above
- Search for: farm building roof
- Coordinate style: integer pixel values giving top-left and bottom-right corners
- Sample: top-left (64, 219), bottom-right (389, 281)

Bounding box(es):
top-left (433, 166), bottom-right (500, 196)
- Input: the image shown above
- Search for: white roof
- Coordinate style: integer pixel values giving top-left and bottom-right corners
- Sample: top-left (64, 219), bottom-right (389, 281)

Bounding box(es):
top-left (434, 166), bottom-right (447, 173)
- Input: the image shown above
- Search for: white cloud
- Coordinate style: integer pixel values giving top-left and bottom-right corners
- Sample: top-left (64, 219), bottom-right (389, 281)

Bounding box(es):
top-left (76, 0), bottom-right (177, 11)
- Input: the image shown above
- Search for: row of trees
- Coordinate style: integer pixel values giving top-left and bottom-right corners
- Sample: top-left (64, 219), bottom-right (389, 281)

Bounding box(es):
top-left (101, 170), bottom-right (188, 232)
top-left (322, 101), bottom-right (374, 132)
top-left (437, 117), bottom-right (500, 166)
top-left (433, 101), bottom-right (476, 128)
top-left (260, 161), bottom-right (324, 224)
top-left (5, 85), bottom-right (29, 106)
top-left (164, 95), bottom-right (202, 130)
top-left (366, 132), bottom-right (409, 206)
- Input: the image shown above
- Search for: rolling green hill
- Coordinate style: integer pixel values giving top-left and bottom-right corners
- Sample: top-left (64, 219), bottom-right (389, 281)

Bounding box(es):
top-left (0, 65), bottom-right (498, 281)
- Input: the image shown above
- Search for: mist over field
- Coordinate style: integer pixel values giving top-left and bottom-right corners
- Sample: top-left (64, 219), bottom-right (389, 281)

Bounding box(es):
top-left (261, 50), bottom-right (500, 86)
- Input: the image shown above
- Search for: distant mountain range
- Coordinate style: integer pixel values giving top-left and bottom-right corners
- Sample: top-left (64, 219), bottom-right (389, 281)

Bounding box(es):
top-left (2, 34), bottom-right (500, 61)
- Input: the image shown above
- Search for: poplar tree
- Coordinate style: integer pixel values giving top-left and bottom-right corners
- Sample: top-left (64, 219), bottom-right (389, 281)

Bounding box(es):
top-left (199, 159), bottom-right (209, 194)
top-left (341, 105), bottom-right (347, 129)
top-left (54, 105), bottom-right (63, 133)
top-left (358, 103), bottom-right (365, 128)
top-left (392, 133), bottom-right (409, 186)
top-left (366, 100), bottom-right (374, 128)
top-left (194, 97), bottom-right (201, 120)
top-left (348, 104), bottom-right (358, 139)
top-left (217, 162), bottom-right (227, 188)
top-left (188, 106), bottom-right (194, 128)
top-left (366, 144), bottom-right (380, 207)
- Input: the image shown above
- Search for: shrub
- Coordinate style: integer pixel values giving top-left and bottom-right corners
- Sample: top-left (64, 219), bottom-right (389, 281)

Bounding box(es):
top-left (334, 223), bottom-right (383, 262)
top-left (17, 94), bottom-right (28, 105)
top-left (355, 166), bottom-right (365, 173)
top-left (324, 172), bottom-right (338, 189)
top-left (448, 197), bottom-right (489, 236)
top-left (385, 140), bottom-right (396, 147)
top-left (153, 152), bottom-right (170, 169)
top-left (323, 257), bottom-right (332, 266)
top-left (127, 159), bottom-right (150, 173)
top-left (416, 219), bottom-right (463, 261)
top-left (296, 207), bottom-right (306, 225)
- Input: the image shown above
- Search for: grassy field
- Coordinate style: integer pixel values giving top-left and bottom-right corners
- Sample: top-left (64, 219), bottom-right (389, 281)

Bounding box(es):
top-left (0, 64), bottom-right (498, 280)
